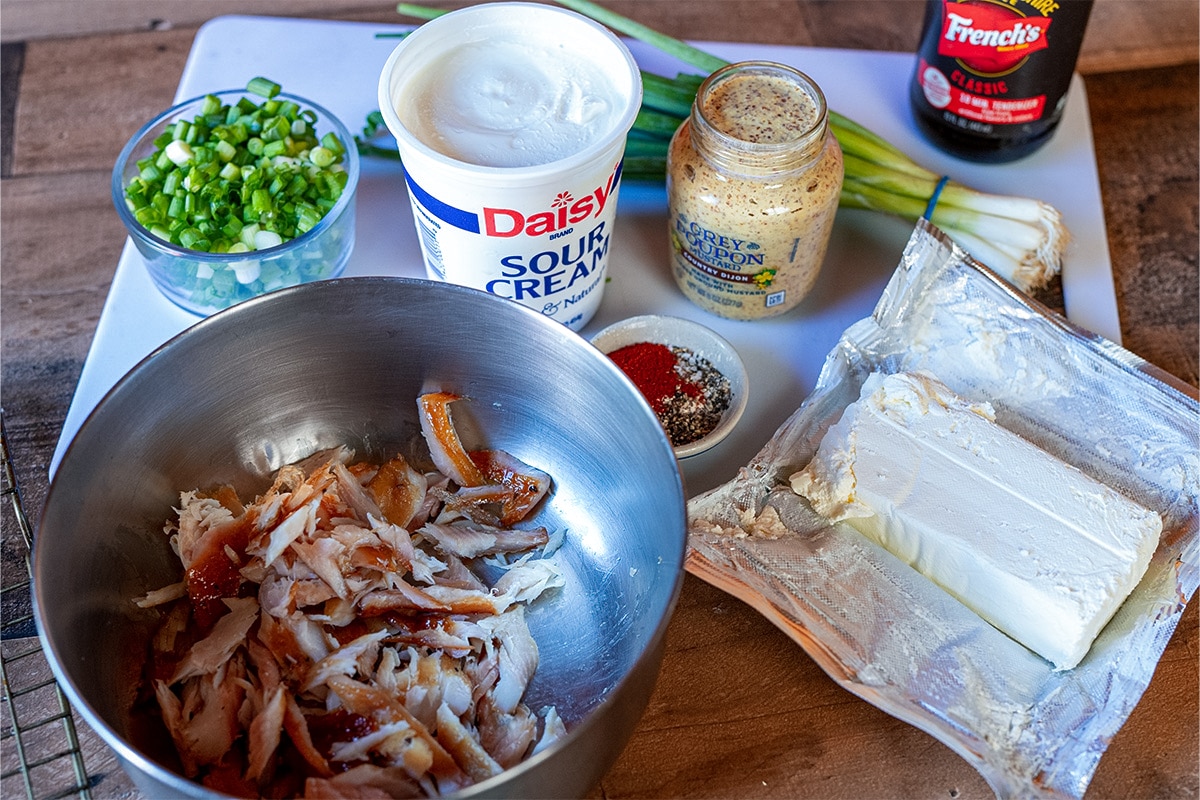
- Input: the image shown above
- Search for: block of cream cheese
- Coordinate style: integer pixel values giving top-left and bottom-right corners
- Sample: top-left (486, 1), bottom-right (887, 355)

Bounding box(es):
top-left (789, 371), bottom-right (1163, 670)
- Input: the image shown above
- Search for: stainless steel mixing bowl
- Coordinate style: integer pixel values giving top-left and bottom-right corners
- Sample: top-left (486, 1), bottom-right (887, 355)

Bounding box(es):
top-left (34, 277), bottom-right (687, 799)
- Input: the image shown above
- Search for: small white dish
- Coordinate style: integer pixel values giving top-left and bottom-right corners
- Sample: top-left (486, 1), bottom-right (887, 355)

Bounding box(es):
top-left (591, 314), bottom-right (749, 459)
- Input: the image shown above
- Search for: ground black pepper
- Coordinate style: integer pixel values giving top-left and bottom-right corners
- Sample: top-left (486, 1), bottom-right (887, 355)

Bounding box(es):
top-left (663, 346), bottom-right (731, 446)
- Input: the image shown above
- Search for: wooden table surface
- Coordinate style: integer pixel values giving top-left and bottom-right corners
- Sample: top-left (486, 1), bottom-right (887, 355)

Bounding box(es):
top-left (2, 2), bottom-right (1196, 798)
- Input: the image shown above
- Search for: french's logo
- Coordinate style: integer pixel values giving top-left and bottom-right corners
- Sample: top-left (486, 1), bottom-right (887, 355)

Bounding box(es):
top-left (938, 1), bottom-right (1052, 74)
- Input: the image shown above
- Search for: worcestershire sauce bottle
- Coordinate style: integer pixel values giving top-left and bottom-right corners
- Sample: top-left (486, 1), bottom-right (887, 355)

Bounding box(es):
top-left (909, 0), bottom-right (1093, 162)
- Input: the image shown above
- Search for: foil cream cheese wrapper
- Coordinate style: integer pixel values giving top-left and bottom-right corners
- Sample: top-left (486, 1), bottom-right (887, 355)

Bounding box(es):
top-left (685, 219), bottom-right (1199, 799)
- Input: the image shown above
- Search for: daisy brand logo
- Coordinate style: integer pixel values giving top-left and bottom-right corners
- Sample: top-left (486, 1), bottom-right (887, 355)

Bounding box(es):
top-left (403, 160), bottom-right (624, 240)
top-left (938, 0), bottom-right (1053, 75)
top-left (483, 160), bottom-right (624, 238)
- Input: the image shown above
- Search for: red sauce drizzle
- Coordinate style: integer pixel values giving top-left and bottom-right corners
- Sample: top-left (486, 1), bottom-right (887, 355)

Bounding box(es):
top-left (185, 516), bottom-right (254, 631)
top-left (306, 709), bottom-right (378, 764)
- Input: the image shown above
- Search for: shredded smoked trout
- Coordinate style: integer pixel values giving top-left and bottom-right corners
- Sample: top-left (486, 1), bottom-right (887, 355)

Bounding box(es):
top-left (135, 393), bottom-right (565, 798)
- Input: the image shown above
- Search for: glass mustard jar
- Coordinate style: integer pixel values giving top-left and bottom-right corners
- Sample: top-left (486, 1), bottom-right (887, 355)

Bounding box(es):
top-left (666, 61), bottom-right (843, 320)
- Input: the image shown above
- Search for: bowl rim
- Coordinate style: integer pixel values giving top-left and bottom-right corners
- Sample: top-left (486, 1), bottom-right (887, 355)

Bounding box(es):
top-left (111, 88), bottom-right (361, 263)
top-left (590, 313), bottom-right (750, 458)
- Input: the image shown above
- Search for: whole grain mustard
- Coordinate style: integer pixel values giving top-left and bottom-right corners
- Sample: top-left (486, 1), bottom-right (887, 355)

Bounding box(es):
top-left (667, 61), bottom-right (843, 319)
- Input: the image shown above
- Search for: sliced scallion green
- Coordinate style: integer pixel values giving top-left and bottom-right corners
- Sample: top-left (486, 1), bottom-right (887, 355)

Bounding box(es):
top-left (123, 78), bottom-right (349, 253)
top-left (246, 76), bottom-right (281, 99)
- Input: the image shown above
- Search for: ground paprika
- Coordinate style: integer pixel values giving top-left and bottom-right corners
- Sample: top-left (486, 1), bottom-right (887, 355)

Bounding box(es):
top-left (608, 341), bottom-right (730, 447)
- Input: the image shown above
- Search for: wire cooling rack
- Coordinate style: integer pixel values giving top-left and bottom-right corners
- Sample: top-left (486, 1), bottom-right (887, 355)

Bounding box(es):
top-left (1, 416), bottom-right (93, 799)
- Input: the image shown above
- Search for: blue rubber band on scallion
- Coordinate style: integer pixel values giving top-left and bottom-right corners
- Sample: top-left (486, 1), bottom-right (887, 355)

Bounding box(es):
top-left (924, 175), bottom-right (951, 220)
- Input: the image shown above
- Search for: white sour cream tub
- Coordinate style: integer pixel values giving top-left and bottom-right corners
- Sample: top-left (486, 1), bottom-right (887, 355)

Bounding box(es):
top-left (378, 3), bottom-right (643, 331)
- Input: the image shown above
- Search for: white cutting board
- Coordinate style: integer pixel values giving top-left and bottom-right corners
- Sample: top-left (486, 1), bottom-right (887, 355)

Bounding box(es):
top-left (51, 15), bottom-right (1118, 496)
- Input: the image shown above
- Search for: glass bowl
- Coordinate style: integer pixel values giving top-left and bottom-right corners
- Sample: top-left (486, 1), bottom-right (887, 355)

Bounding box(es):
top-left (591, 314), bottom-right (749, 458)
top-left (112, 89), bottom-right (359, 316)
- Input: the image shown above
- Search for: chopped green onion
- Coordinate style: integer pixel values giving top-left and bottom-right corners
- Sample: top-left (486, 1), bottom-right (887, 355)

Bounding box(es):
top-left (246, 76), bottom-right (281, 99)
top-left (164, 140), bottom-right (193, 166)
top-left (251, 188), bottom-right (272, 215)
top-left (262, 139), bottom-right (288, 158)
top-left (253, 229), bottom-right (284, 251)
top-left (214, 139), bottom-right (237, 162)
top-left (162, 169), bottom-right (182, 195)
top-left (310, 146), bottom-right (335, 168)
top-left (133, 206), bottom-right (160, 227)
top-left (178, 227), bottom-right (206, 249)
top-left (123, 78), bottom-right (349, 254)
top-left (353, 110), bottom-right (402, 161)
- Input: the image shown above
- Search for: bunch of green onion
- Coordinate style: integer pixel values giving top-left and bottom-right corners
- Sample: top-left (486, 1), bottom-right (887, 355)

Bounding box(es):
top-left (378, 1), bottom-right (1069, 291)
top-left (124, 77), bottom-right (351, 253)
